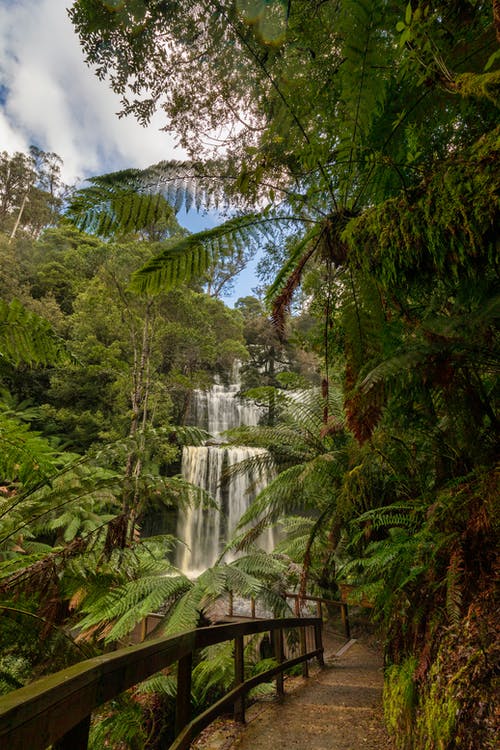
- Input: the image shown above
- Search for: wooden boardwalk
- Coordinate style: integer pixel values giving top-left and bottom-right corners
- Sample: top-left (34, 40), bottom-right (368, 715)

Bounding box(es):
top-left (194, 637), bottom-right (392, 750)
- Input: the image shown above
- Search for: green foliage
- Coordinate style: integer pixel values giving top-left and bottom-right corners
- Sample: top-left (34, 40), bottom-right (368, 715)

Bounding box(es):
top-left (0, 148), bottom-right (66, 238)
top-left (130, 212), bottom-right (281, 295)
top-left (0, 653), bottom-right (31, 694)
top-left (192, 641), bottom-right (235, 706)
top-left (343, 128), bottom-right (500, 288)
top-left (0, 6), bottom-right (497, 750)
top-left (67, 175), bottom-right (182, 240)
top-left (413, 664), bottom-right (458, 750)
top-left (89, 694), bottom-right (147, 750)
top-left (73, 549), bottom-right (191, 643)
top-left (0, 410), bottom-right (61, 493)
top-left (384, 657), bottom-right (418, 748)
top-left (0, 298), bottom-right (69, 367)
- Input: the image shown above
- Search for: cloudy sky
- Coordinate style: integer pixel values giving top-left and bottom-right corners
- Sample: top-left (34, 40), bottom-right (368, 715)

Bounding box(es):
top-left (0, 0), bottom-right (186, 182)
top-left (0, 0), bottom-right (258, 302)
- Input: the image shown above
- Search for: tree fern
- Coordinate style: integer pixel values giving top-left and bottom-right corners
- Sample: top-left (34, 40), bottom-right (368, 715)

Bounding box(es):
top-left (0, 299), bottom-right (69, 366)
top-left (130, 212), bottom-right (284, 295)
top-left (335, 0), bottom-right (393, 207)
top-left (0, 411), bottom-right (61, 495)
top-left (130, 159), bottom-right (237, 213)
top-left (74, 553), bottom-right (191, 643)
top-left (67, 178), bottom-right (180, 238)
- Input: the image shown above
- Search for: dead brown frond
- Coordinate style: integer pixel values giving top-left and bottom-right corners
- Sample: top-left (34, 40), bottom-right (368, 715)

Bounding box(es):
top-left (104, 513), bottom-right (129, 556)
top-left (271, 244), bottom-right (317, 338)
top-left (0, 537), bottom-right (88, 597)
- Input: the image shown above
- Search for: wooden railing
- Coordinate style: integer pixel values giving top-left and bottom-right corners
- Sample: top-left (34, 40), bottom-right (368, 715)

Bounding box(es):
top-left (0, 617), bottom-right (323, 750)
top-left (226, 592), bottom-right (351, 639)
top-left (285, 593), bottom-right (351, 639)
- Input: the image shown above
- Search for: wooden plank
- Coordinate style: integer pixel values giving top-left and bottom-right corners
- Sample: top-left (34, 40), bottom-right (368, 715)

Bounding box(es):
top-left (53, 715), bottom-right (91, 750)
top-left (340, 603), bottom-right (351, 639)
top-left (335, 638), bottom-right (357, 657)
top-left (314, 622), bottom-right (325, 667)
top-left (0, 630), bottom-right (197, 749)
top-left (299, 626), bottom-right (309, 678)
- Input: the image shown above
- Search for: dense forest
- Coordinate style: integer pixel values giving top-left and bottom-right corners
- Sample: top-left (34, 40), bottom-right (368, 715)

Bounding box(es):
top-left (1, 1), bottom-right (498, 749)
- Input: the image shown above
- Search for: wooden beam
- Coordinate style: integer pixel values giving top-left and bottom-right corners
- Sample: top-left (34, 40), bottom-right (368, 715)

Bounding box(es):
top-left (233, 635), bottom-right (245, 723)
top-left (175, 652), bottom-right (193, 736)
top-left (273, 629), bottom-right (284, 697)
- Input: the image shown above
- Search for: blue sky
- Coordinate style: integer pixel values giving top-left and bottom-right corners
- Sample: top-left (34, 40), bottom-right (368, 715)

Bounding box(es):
top-left (0, 0), bottom-right (258, 305)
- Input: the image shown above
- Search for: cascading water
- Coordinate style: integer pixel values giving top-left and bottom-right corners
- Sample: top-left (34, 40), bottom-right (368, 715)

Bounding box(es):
top-left (187, 383), bottom-right (263, 435)
top-left (177, 378), bottom-right (275, 576)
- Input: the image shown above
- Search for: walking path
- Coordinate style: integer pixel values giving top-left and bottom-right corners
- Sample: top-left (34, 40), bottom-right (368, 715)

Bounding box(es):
top-left (194, 632), bottom-right (393, 750)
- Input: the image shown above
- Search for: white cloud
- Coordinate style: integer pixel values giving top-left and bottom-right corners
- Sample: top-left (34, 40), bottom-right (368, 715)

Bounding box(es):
top-left (0, 0), bottom-right (185, 183)
top-left (0, 0), bottom-right (257, 302)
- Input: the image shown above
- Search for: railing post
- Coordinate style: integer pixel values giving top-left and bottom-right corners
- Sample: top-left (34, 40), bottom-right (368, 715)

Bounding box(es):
top-left (273, 628), bottom-right (284, 697)
top-left (340, 603), bottom-right (351, 639)
top-left (53, 715), bottom-right (91, 750)
top-left (228, 590), bottom-right (234, 617)
top-left (299, 624), bottom-right (309, 678)
top-left (175, 652), bottom-right (193, 736)
top-left (233, 635), bottom-right (245, 723)
top-left (250, 597), bottom-right (256, 619)
top-left (314, 622), bottom-right (324, 667)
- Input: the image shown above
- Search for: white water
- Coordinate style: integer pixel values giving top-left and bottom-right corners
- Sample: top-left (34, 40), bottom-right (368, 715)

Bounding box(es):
top-left (177, 379), bottom-right (275, 575)
top-left (187, 383), bottom-right (264, 435)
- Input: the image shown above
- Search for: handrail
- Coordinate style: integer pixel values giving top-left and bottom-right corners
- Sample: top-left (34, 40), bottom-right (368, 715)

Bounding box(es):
top-left (0, 616), bottom-right (323, 750)
top-left (285, 592), bottom-right (351, 639)
top-left (226, 591), bottom-right (351, 639)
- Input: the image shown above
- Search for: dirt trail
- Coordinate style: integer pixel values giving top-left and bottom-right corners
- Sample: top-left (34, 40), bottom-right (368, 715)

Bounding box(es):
top-left (193, 633), bottom-right (393, 750)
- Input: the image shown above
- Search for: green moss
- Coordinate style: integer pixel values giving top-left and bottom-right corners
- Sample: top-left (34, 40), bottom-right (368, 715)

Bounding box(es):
top-left (455, 71), bottom-right (500, 108)
top-left (414, 662), bottom-right (458, 750)
top-left (383, 657), bottom-right (418, 749)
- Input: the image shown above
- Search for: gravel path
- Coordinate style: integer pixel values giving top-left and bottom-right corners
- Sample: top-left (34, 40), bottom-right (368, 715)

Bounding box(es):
top-left (193, 635), bottom-right (393, 750)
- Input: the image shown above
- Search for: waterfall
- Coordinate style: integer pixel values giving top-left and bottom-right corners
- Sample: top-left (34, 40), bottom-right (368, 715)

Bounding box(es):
top-left (187, 384), bottom-right (263, 435)
top-left (177, 380), bottom-right (275, 576)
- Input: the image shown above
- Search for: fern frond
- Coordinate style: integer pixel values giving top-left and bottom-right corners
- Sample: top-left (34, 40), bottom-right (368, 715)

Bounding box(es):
top-left (67, 181), bottom-right (178, 237)
top-left (76, 566), bottom-right (191, 643)
top-left (136, 673), bottom-right (177, 697)
top-left (267, 226), bottom-right (323, 334)
top-left (192, 641), bottom-right (235, 704)
top-left (445, 549), bottom-right (463, 627)
top-left (130, 212), bottom-right (280, 295)
top-left (335, 0), bottom-right (393, 207)
top-left (0, 299), bottom-right (70, 366)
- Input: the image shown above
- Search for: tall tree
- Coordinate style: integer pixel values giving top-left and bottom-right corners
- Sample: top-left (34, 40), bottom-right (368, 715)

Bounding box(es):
top-left (0, 148), bottom-right (68, 239)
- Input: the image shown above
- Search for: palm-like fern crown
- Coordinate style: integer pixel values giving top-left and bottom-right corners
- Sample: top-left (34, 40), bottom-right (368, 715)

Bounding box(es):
top-left (69, 0), bottom-right (497, 302)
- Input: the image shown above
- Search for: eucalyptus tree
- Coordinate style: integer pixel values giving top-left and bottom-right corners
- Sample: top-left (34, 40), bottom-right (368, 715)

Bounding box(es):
top-left (0, 148), bottom-right (68, 239)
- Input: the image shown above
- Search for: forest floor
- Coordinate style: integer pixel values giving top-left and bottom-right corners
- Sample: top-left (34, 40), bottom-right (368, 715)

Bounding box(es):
top-left (192, 623), bottom-right (394, 750)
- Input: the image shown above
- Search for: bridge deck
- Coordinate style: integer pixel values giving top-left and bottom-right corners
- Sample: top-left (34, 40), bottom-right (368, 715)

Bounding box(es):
top-left (193, 637), bottom-right (393, 750)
